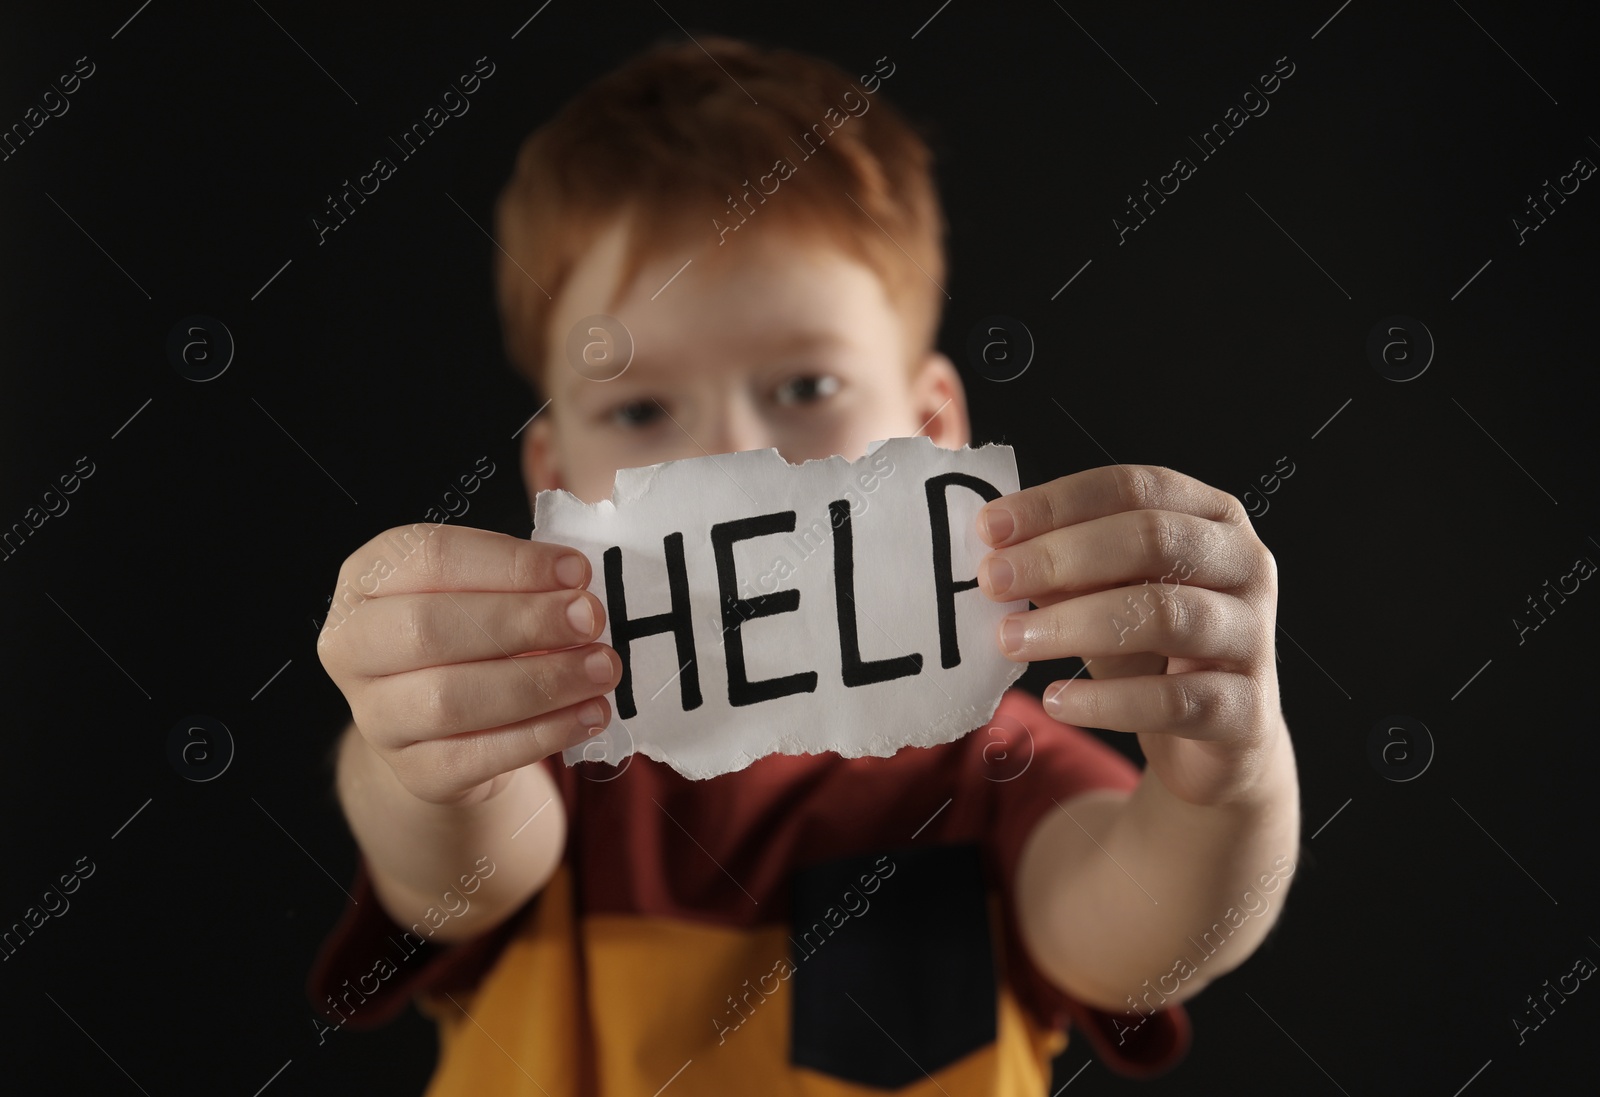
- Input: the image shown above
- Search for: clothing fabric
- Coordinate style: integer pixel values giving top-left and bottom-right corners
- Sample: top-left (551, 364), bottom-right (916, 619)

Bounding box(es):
top-left (307, 687), bottom-right (1190, 1094)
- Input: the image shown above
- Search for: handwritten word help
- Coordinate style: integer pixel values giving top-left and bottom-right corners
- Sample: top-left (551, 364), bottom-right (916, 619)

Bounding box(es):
top-left (532, 437), bottom-right (1028, 779)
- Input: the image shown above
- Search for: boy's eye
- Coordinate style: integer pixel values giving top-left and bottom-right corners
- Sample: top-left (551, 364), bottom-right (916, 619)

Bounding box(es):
top-left (606, 400), bottom-right (665, 428)
top-left (774, 374), bottom-right (841, 406)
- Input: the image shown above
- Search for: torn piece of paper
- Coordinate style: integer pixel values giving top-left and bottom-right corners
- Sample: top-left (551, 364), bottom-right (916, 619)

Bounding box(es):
top-left (530, 435), bottom-right (1029, 779)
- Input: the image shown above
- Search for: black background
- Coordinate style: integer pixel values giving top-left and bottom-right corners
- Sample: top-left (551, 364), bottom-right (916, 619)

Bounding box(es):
top-left (3, 1), bottom-right (1597, 1094)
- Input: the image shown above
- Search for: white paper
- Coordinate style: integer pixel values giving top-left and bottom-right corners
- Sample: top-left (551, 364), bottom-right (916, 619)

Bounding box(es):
top-left (530, 436), bottom-right (1028, 779)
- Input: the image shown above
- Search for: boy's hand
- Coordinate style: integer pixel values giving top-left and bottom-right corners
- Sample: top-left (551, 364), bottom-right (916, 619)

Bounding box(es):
top-left (976, 465), bottom-right (1285, 808)
top-left (316, 525), bottom-right (619, 806)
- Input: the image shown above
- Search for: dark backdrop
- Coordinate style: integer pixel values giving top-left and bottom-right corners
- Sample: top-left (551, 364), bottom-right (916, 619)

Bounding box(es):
top-left (4, 2), bottom-right (1596, 1094)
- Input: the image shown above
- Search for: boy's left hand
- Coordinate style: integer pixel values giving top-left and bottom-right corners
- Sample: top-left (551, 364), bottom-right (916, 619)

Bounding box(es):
top-left (975, 464), bottom-right (1287, 808)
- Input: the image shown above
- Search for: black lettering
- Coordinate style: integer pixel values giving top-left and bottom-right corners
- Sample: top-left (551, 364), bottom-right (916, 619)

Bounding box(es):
top-left (830, 499), bottom-right (922, 687)
top-left (603, 533), bottom-right (702, 718)
top-left (712, 513), bottom-right (819, 706)
top-left (925, 473), bottom-right (1004, 668)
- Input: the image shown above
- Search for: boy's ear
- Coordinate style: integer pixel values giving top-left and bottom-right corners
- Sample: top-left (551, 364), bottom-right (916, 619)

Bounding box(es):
top-left (521, 414), bottom-right (562, 496)
top-left (909, 351), bottom-right (971, 450)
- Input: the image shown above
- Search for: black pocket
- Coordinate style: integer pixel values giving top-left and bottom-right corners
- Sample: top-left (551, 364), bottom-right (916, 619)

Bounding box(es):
top-left (788, 843), bottom-right (997, 1088)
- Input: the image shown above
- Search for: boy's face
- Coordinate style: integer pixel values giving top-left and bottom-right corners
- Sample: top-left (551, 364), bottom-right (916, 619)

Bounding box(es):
top-left (521, 215), bottom-right (970, 506)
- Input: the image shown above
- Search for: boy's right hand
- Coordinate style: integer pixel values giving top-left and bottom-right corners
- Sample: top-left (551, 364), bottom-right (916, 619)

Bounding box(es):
top-left (316, 525), bottom-right (618, 806)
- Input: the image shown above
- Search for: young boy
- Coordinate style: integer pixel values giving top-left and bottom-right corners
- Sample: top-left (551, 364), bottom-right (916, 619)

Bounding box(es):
top-left (310, 34), bottom-right (1300, 1096)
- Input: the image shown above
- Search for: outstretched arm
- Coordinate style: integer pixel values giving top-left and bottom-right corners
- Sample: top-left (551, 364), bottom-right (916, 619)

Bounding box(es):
top-left (974, 464), bottom-right (1301, 1010)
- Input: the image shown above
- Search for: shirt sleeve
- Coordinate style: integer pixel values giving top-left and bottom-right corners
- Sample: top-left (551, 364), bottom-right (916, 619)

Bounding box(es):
top-left (305, 757), bottom-right (576, 1030)
top-left (304, 856), bottom-right (533, 1030)
top-left (982, 686), bottom-right (1192, 1078)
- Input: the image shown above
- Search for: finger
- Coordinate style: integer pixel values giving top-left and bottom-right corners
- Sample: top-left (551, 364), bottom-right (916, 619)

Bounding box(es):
top-left (390, 695), bottom-right (612, 802)
top-left (332, 524), bottom-right (590, 602)
top-left (1040, 670), bottom-right (1256, 740)
top-left (996, 585), bottom-right (1259, 665)
top-left (332, 589), bottom-right (604, 677)
top-left (976, 465), bottom-right (1247, 550)
top-left (978, 508), bottom-right (1269, 603)
top-left (362, 644), bottom-right (620, 746)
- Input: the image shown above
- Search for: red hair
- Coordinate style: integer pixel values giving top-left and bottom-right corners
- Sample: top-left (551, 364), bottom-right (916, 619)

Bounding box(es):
top-left (492, 35), bottom-right (947, 398)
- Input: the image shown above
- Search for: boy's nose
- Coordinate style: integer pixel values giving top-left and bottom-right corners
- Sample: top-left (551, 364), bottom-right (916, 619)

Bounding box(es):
top-left (701, 392), bottom-right (772, 457)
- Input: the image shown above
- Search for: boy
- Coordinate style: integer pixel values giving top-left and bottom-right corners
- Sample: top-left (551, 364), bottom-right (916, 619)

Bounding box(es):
top-left (310, 34), bottom-right (1299, 1095)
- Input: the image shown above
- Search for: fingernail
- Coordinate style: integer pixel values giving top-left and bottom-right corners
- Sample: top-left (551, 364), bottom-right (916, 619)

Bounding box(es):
top-left (982, 507), bottom-right (1013, 544)
top-left (566, 595), bottom-right (594, 636)
top-left (584, 649), bottom-right (614, 684)
top-left (985, 556), bottom-right (1014, 596)
top-left (577, 699), bottom-right (605, 728)
top-left (555, 554), bottom-right (587, 588)
top-left (1000, 615), bottom-right (1026, 655)
top-left (1043, 681), bottom-right (1069, 712)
